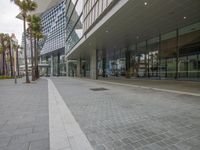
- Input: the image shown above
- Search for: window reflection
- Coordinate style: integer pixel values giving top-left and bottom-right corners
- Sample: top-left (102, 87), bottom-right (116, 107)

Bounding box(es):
top-left (96, 22), bottom-right (200, 79)
top-left (65, 0), bottom-right (83, 52)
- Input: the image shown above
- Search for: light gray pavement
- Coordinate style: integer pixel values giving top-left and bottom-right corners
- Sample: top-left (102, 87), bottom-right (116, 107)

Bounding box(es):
top-left (51, 77), bottom-right (200, 150)
top-left (1, 77), bottom-right (200, 150)
top-left (0, 78), bottom-right (49, 150)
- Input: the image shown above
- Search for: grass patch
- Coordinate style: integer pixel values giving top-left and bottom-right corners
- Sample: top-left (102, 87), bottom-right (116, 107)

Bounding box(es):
top-left (0, 76), bottom-right (14, 80)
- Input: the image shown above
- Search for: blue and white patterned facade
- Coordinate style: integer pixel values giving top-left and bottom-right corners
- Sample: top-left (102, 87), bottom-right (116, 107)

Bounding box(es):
top-left (40, 0), bottom-right (66, 55)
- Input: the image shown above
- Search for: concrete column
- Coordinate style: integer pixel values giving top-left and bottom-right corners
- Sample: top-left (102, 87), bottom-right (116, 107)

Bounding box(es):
top-left (57, 54), bottom-right (60, 76)
top-left (90, 49), bottom-right (97, 79)
top-left (66, 58), bottom-right (68, 77)
top-left (77, 58), bottom-right (81, 77)
top-left (102, 49), bottom-right (106, 77)
top-left (51, 55), bottom-right (53, 76)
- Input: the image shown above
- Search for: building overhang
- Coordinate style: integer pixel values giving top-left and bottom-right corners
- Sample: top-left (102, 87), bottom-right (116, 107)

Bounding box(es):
top-left (66, 0), bottom-right (200, 60)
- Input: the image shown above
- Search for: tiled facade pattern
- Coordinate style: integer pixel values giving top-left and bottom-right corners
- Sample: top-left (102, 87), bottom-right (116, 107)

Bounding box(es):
top-left (40, 1), bottom-right (66, 55)
top-left (83, 0), bottom-right (114, 32)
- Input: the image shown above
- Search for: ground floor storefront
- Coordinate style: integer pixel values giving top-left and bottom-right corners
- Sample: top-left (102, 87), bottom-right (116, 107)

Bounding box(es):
top-left (68, 22), bottom-right (200, 80)
top-left (41, 48), bottom-right (66, 77)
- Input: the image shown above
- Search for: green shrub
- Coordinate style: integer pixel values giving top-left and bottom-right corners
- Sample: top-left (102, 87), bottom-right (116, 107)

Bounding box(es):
top-left (0, 76), bottom-right (14, 80)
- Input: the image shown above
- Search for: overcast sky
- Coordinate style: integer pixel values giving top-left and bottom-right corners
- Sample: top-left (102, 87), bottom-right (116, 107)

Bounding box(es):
top-left (0, 0), bottom-right (23, 43)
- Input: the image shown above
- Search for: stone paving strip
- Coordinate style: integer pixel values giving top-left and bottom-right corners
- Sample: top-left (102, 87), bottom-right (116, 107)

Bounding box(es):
top-left (48, 79), bottom-right (93, 150)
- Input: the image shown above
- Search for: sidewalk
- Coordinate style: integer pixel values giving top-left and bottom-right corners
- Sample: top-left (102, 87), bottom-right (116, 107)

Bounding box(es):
top-left (52, 77), bottom-right (200, 150)
top-left (0, 78), bottom-right (94, 150)
top-left (1, 77), bottom-right (200, 150)
top-left (98, 77), bottom-right (200, 95)
top-left (0, 78), bottom-right (49, 150)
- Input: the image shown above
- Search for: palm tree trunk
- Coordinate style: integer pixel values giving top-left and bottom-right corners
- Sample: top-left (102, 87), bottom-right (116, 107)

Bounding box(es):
top-left (2, 41), bottom-right (6, 76)
top-left (5, 56), bottom-right (8, 76)
top-left (9, 40), bottom-right (14, 77)
top-left (34, 36), bottom-right (39, 79)
top-left (23, 16), bottom-right (30, 83)
top-left (2, 51), bottom-right (5, 75)
top-left (36, 38), bottom-right (39, 79)
top-left (16, 48), bottom-right (19, 76)
top-left (30, 29), bottom-right (35, 81)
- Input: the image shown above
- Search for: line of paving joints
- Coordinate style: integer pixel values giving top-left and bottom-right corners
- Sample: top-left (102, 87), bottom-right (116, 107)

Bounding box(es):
top-left (74, 78), bottom-right (200, 97)
top-left (98, 81), bottom-right (200, 97)
top-left (47, 78), bottom-right (93, 150)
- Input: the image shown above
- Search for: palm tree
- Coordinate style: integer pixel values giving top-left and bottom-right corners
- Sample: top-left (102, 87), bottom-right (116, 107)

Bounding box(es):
top-left (0, 33), bottom-right (6, 76)
top-left (4, 34), bottom-right (14, 77)
top-left (11, 0), bottom-right (37, 83)
top-left (32, 15), bottom-right (42, 79)
top-left (0, 42), bottom-right (3, 75)
top-left (27, 15), bottom-right (35, 81)
top-left (12, 44), bottom-right (21, 77)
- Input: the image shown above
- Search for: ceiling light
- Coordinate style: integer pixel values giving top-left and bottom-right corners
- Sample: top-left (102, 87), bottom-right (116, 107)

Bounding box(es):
top-left (183, 16), bottom-right (187, 19)
top-left (144, 2), bottom-right (148, 6)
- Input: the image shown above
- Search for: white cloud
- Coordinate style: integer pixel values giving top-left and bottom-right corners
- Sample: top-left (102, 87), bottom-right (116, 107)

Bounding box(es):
top-left (0, 0), bottom-right (23, 44)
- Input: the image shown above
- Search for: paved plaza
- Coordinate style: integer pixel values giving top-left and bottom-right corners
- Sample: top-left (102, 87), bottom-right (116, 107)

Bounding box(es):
top-left (0, 77), bottom-right (200, 150)
top-left (0, 78), bottom-right (49, 150)
top-left (52, 77), bottom-right (200, 150)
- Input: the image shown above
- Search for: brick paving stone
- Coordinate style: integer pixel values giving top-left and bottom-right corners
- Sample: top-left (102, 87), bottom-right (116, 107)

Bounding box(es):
top-left (0, 143), bottom-right (29, 150)
top-left (94, 145), bottom-right (106, 150)
top-left (29, 139), bottom-right (49, 150)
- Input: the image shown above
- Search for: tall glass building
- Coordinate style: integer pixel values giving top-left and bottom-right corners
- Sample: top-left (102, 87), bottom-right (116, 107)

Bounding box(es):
top-left (38, 0), bottom-right (66, 76)
top-left (29, 0), bottom-right (82, 76)
top-left (66, 0), bottom-right (200, 80)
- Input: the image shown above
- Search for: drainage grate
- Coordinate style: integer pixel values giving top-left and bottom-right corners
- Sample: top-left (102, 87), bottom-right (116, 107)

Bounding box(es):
top-left (90, 88), bottom-right (108, 91)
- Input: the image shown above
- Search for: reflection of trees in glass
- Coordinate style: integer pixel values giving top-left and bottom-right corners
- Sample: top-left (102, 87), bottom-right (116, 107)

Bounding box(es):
top-left (148, 51), bottom-right (159, 76)
top-left (65, 23), bottom-right (80, 52)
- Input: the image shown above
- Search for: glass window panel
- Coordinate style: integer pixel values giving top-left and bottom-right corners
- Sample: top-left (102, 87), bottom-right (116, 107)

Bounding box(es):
top-left (147, 37), bottom-right (159, 77)
top-left (179, 56), bottom-right (188, 78)
top-left (179, 22), bottom-right (200, 36)
top-left (103, 0), bottom-right (107, 11)
top-left (179, 23), bottom-right (200, 56)
top-left (136, 42), bottom-right (147, 77)
top-left (188, 55), bottom-right (198, 78)
top-left (167, 58), bottom-right (176, 78)
top-left (161, 31), bottom-right (177, 58)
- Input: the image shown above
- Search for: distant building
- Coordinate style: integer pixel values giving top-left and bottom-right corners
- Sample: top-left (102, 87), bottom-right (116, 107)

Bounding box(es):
top-left (19, 0), bottom-right (82, 76)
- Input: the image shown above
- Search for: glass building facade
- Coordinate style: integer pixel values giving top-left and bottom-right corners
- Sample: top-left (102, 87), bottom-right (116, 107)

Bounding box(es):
top-left (65, 0), bottom-right (200, 80)
top-left (65, 0), bottom-right (83, 52)
top-left (39, 0), bottom-right (66, 76)
top-left (40, 0), bottom-right (84, 76)
top-left (83, 0), bottom-right (114, 33)
top-left (64, 0), bottom-right (84, 76)
top-left (64, 0), bottom-right (115, 52)
top-left (40, 1), bottom-right (66, 55)
top-left (97, 22), bottom-right (200, 79)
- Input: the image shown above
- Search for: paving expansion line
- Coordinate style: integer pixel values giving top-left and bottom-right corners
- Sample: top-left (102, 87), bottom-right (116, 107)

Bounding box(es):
top-left (97, 80), bottom-right (200, 97)
top-left (74, 78), bottom-right (200, 97)
top-left (47, 78), bottom-right (93, 150)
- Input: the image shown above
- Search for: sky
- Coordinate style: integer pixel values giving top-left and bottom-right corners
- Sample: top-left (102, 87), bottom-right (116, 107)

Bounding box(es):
top-left (0, 0), bottom-right (23, 43)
